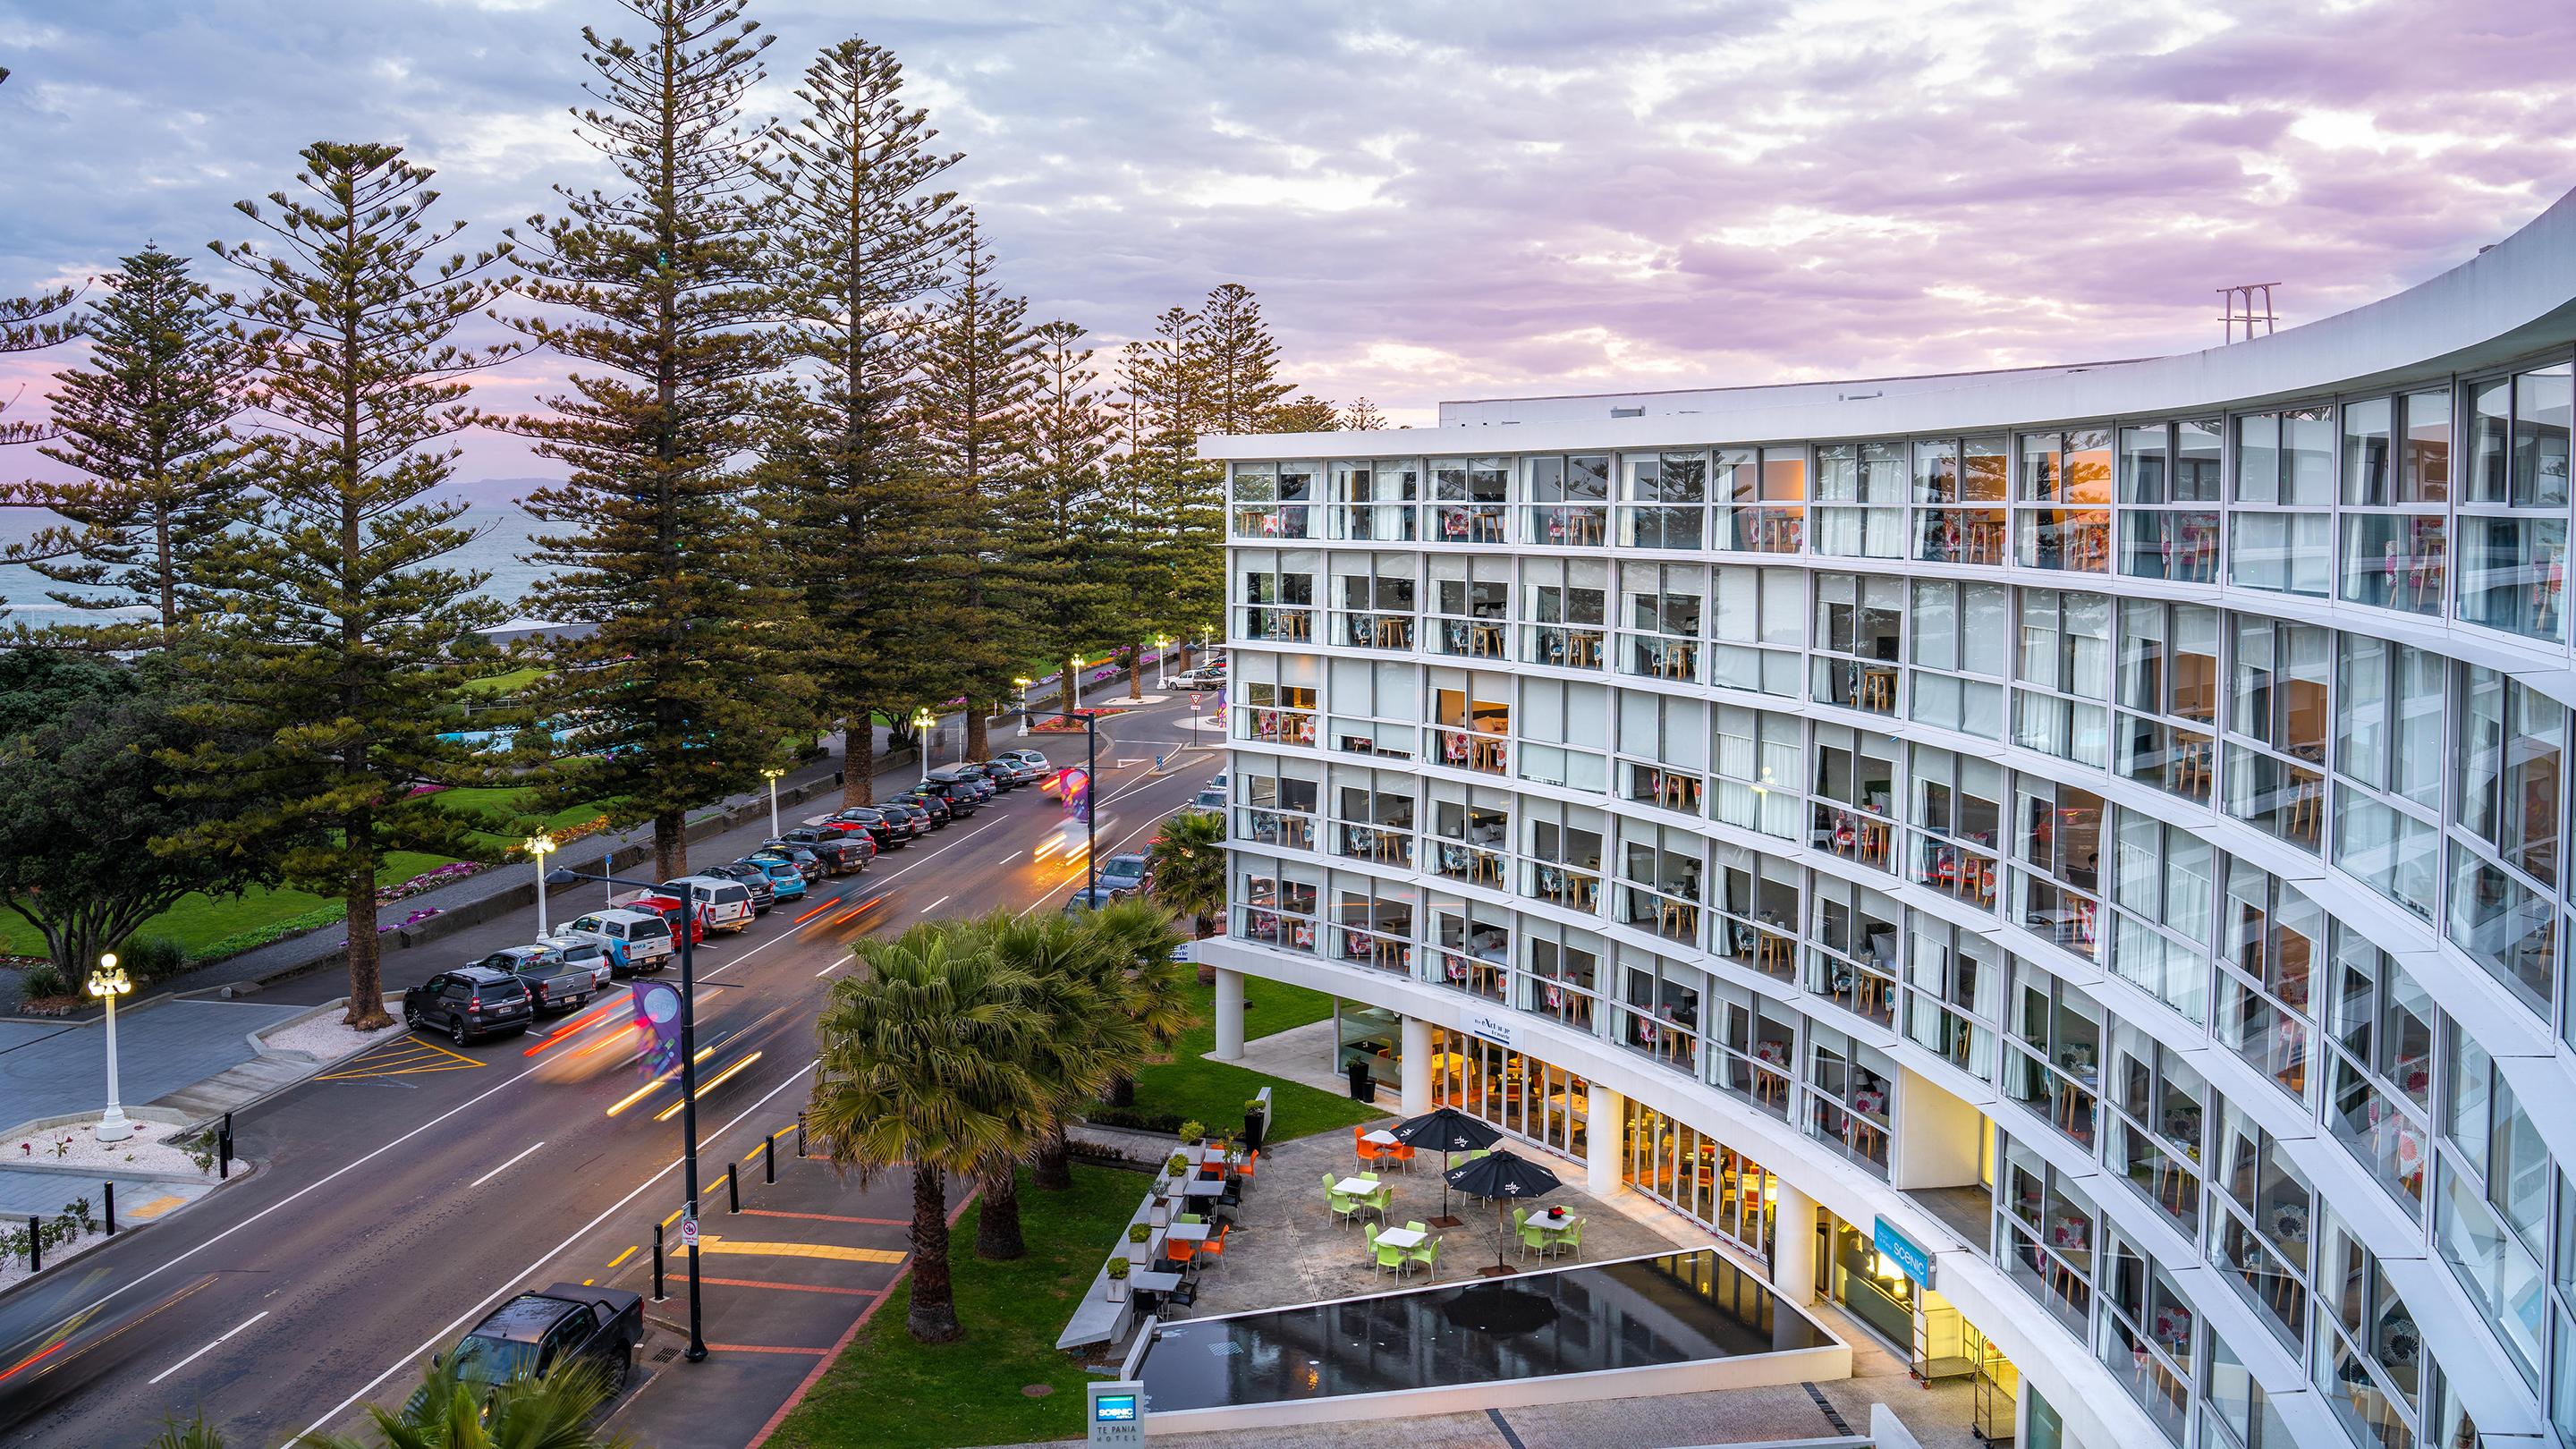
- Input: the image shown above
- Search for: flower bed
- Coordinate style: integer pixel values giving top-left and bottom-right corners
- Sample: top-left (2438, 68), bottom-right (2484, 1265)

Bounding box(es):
top-left (1033, 707), bottom-right (1130, 733)
top-left (376, 861), bottom-right (482, 904)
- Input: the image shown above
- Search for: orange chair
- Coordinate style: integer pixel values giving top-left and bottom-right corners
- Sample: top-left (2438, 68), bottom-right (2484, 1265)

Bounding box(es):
top-left (1199, 1224), bottom-right (1231, 1267)
top-left (1389, 1142), bottom-right (1417, 1173)
top-left (1239, 1149), bottom-right (1258, 1190)
top-left (1356, 1139), bottom-right (1385, 1169)
top-left (1166, 1236), bottom-right (1200, 1268)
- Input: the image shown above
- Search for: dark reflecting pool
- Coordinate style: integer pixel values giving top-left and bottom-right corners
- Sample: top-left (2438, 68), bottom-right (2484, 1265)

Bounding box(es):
top-left (1136, 1248), bottom-right (1831, 1413)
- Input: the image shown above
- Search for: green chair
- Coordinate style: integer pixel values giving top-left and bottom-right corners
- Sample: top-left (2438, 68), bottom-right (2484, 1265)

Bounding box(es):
top-left (1406, 1220), bottom-right (1428, 1234)
top-left (1366, 1185), bottom-right (1394, 1224)
top-left (1511, 1207), bottom-right (1528, 1236)
top-left (1406, 1234), bottom-right (1442, 1277)
top-left (1517, 1216), bottom-right (1554, 1260)
top-left (1555, 1216), bottom-right (1585, 1259)
top-left (1372, 1233), bottom-right (1411, 1280)
top-left (1176, 1213), bottom-right (1204, 1225)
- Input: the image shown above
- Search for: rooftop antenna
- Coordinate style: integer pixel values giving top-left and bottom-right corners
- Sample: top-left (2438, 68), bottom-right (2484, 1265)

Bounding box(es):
top-left (2218, 283), bottom-right (2280, 344)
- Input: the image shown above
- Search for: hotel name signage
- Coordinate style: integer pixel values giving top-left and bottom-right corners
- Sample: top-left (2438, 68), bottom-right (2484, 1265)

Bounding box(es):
top-left (1463, 1011), bottom-right (1521, 1050)
top-left (1873, 1215), bottom-right (1936, 1287)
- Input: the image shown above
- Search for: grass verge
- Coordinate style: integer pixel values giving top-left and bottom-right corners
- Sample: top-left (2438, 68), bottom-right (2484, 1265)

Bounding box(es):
top-left (0, 850), bottom-right (466, 962)
top-left (765, 1165), bottom-right (1136, 1449)
top-left (1115, 974), bottom-right (1379, 1143)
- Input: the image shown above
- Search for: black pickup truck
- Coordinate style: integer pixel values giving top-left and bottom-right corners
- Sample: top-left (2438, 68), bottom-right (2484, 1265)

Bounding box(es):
top-left (417, 1282), bottom-right (645, 1416)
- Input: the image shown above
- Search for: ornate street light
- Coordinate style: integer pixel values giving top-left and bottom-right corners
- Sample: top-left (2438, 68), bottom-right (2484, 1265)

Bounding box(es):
top-left (912, 707), bottom-right (937, 781)
top-left (759, 766), bottom-right (785, 838)
top-left (523, 835), bottom-right (560, 939)
top-left (87, 953), bottom-right (134, 1144)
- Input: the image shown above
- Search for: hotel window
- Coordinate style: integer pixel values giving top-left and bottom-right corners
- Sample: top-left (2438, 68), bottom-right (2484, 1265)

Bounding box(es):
top-left (1998, 1131), bottom-right (2098, 1332)
top-left (2205, 1329), bottom-right (2301, 1449)
top-left (1621, 448), bottom-right (1707, 551)
top-left (1326, 870), bottom-right (1415, 975)
top-left (2210, 1095), bottom-right (2316, 1350)
top-left (1429, 670), bottom-right (1510, 777)
top-left (1521, 556), bottom-right (1607, 671)
top-left (1715, 848), bottom-right (1801, 987)
top-left (2456, 360), bottom-right (2572, 641)
top-left (1234, 650), bottom-right (1319, 748)
top-left (2013, 588), bottom-right (2111, 767)
top-left (1715, 704), bottom-right (1801, 839)
top-left (2013, 774), bottom-right (2105, 961)
top-left (2448, 663), bottom-right (2563, 1015)
top-left (1716, 988), bottom-right (1801, 1116)
top-left (2322, 929), bottom-right (2430, 1216)
top-left (2311, 1209), bottom-right (2426, 1449)
top-left (1234, 859), bottom-right (1321, 953)
top-left (1616, 691), bottom-right (1707, 817)
top-left (1617, 819), bottom-right (1703, 949)
top-left (2436, 1027), bottom-right (2546, 1383)
top-left (1329, 457), bottom-right (1418, 542)
top-left (1515, 677), bottom-right (1609, 793)
top-left (1430, 894), bottom-right (1513, 1003)
top-left (2106, 809), bottom-right (2215, 1024)
top-left (1233, 547), bottom-right (1318, 644)
top-left (2105, 1023), bottom-right (2207, 1239)
top-left (2219, 864), bottom-right (2320, 1106)
top-left (2223, 617), bottom-right (2328, 852)
top-left (1812, 572), bottom-right (1902, 716)
top-left (1525, 801), bottom-right (1606, 917)
top-left (2332, 636), bottom-right (2441, 920)
top-left (1907, 578), bottom-right (2008, 739)
top-left (1618, 946), bottom-right (1705, 1073)
top-left (1522, 923), bottom-right (1604, 1030)
top-left (2016, 427), bottom-right (2113, 572)
top-left (1428, 554), bottom-right (1511, 661)
top-left (1231, 460), bottom-right (1306, 539)
top-left (1431, 455), bottom-right (1510, 544)
top-left (1814, 440), bottom-right (1904, 558)
top-left (2097, 1230), bottom-right (2196, 1445)
top-left (1709, 564), bottom-right (1805, 697)
top-left (2006, 962), bottom-right (2103, 1150)
top-left (2114, 598), bottom-right (2219, 805)
top-left (1233, 755), bottom-right (1320, 853)
top-left (1806, 1025), bottom-right (1894, 1177)
top-left (1325, 656), bottom-right (1416, 761)
top-left (2118, 418), bottom-right (2221, 583)
top-left (1618, 561), bottom-right (1704, 684)
top-left (1717, 445), bottom-right (1805, 554)
top-left (1808, 875), bottom-right (1899, 1028)
top-left (1810, 722), bottom-right (1896, 876)
top-left (2339, 391), bottom-right (2451, 615)
top-left (1328, 767), bottom-right (1415, 871)
top-left (1902, 919), bottom-right (2001, 1080)
top-left (1330, 550), bottom-right (1416, 653)
top-left (2230, 406), bottom-right (2333, 597)
top-left (1525, 452), bottom-right (1611, 548)
top-left (1426, 781), bottom-right (1509, 894)
top-left (1909, 746), bottom-right (2002, 911)
top-left (1914, 435), bottom-right (2008, 566)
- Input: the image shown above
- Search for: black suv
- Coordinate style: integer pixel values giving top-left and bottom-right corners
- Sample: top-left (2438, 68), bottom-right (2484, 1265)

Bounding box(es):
top-left (905, 790), bottom-right (955, 826)
top-left (402, 966), bottom-right (536, 1046)
top-left (417, 1283), bottom-right (643, 1417)
top-left (778, 826), bottom-right (870, 874)
top-left (708, 860), bottom-right (777, 913)
top-left (911, 781), bottom-right (979, 818)
top-left (881, 798), bottom-right (937, 834)
top-left (831, 806), bottom-right (902, 849)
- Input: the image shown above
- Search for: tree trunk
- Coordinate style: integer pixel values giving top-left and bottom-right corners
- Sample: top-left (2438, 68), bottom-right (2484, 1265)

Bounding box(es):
top-left (843, 718), bottom-right (876, 807)
top-left (965, 703), bottom-right (988, 763)
top-left (653, 808), bottom-right (686, 880)
top-left (1195, 910), bottom-right (1216, 985)
top-left (975, 1164), bottom-right (1026, 1260)
top-left (1058, 665), bottom-right (1077, 715)
top-left (343, 861), bottom-right (391, 1029)
top-left (1126, 643), bottom-right (1142, 701)
top-left (906, 1164), bottom-right (961, 1343)
top-left (1033, 1114), bottom-right (1074, 1191)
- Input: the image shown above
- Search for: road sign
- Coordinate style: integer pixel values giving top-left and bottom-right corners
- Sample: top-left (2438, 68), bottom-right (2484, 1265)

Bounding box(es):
top-left (680, 1215), bottom-right (699, 1249)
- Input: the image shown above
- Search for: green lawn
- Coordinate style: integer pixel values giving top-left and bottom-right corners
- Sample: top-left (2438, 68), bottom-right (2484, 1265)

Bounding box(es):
top-left (1120, 974), bottom-right (1379, 1143)
top-left (0, 850), bottom-right (465, 962)
top-left (767, 1165), bottom-right (1137, 1449)
top-left (431, 785), bottom-right (612, 852)
top-left (460, 665), bottom-right (548, 696)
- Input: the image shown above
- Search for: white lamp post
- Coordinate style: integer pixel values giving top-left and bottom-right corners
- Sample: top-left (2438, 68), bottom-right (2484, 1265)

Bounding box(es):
top-left (760, 767), bottom-right (784, 837)
top-left (913, 707), bottom-right (936, 782)
top-left (1154, 635), bottom-right (1172, 690)
top-left (88, 954), bottom-right (133, 1144)
top-left (1014, 677), bottom-right (1034, 737)
top-left (524, 835), bottom-right (559, 939)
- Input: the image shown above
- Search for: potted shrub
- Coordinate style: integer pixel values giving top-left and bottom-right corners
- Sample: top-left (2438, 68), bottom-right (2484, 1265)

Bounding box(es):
top-left (1177, 1119), bottom-right (1206, 1146)
top-left (1166, 1152), bottom-right (1190, 1181)
top-left (1106, 1257), bottom-right (1131, 1302)
top-left (1241, 1096), bottom-right (1267, 1152)
top-left (1126, 1222), bottom-right (1154, 1264)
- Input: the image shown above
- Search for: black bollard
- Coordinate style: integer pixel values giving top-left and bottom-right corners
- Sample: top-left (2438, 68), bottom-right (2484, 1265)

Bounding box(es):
top-left (104, 1182), bottom-right (115, 1235)
top-left (796, 1112), bottom-right (807, 1158)
top-left (652, 1222), bottom-right (665, 1301)
top-left (26, 1216), bottom-right (38, 1275)
top-left (218, 1112), bottom-right (234, 1180)
top-left (726, 1163), bottom-right (740, 1214)
top-left (764, 1133), bottom-right (776, 1184)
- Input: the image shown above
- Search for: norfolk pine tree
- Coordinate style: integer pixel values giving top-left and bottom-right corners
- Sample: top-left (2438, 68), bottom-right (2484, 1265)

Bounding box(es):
top-left (756, 35), bottom-right (965, 806)
top-left (165, 143), bottom-right (522, 1029)
top-left (1192, 282), bottom-right (1295, 434)
top-left (1007, 320), bottom-right (1122, 716)
top-left (508, 0), bottom-right (804, 876)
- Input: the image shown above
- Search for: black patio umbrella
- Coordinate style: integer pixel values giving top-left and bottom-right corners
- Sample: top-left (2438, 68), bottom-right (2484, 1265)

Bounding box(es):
top-left (1442, 1282), bottom-right (1562, 1337)
top-left (1444, 1148), bottom-right (1561, 1278)
top-left (1394, 1107), bottom-right (1502, 1227)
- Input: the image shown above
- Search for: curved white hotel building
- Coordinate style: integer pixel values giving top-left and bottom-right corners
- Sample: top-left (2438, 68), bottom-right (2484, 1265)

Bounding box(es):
top-left (1196, 189), bottom-right (2576, 1449)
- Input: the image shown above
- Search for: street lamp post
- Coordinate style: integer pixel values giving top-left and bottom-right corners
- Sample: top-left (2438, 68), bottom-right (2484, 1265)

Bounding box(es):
top-left (1014, 677), bottom-right (1033, 737)
top-left (87, 954), bottom-right (133, 1144)
top-left (548, 864), bottom-right (708, 1362)
top-left (524, 835), bottom-right (559, 940)
top-left (1154, 635), bottom-right (1171, 691)
top-left (911, 708), bottom-right (936, 782)
top-left (759, 767), bottom-right (784, 838)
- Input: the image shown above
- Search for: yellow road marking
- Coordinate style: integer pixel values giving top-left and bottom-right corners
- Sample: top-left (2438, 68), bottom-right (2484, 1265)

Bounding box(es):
top-left (125, 1194), bottom-right (187, 1222)
top-left (691, 1236), bottom-right (903, 1265)
top-left (317, 1037), bottom-right (485, 1080)
top-left (607, 1245), bottom-right (638, 1268)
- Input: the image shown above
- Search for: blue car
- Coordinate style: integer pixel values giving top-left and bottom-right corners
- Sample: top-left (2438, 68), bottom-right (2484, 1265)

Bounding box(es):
top-left (750, 856), bottom-right (808, 901)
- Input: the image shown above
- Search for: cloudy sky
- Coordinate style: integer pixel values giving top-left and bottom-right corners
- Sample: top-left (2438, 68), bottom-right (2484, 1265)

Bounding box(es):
top-left (4, 0), bottom-right (2574, 480)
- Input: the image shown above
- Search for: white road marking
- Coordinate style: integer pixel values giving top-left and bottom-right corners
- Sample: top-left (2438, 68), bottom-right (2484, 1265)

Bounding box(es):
top-left (148, 1310), bottom-right (268, 1386)
top-left (921, 895), bottom-right (951, 914)
top-left (815, 952), bottom-right (854, 978)
top-left (466, 1140), bottom-right (547, 1190)
top-left (995, 851), bottom-right (1021, 864)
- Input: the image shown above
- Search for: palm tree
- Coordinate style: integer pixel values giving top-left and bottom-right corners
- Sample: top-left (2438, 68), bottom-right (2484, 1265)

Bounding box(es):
top-left (1146, 809), bottom-right (1225, 982)
top-left (1071, 896), bottom-right (1195, 1114)
top-left (301, 1356), bottom-right (631, 1449)
top-left (146, 1414), bottom-right (226, 1449)
top-left (809, 919), bottom-right (1051, 1341)
top-left (970, 910), bottom-right (1138, 1242)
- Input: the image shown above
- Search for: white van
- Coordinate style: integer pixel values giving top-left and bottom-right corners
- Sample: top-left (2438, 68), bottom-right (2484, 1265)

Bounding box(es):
top-left (661, 876), bottom-right (756, 935)
top-left (557, 908), bottom-right (675, 975)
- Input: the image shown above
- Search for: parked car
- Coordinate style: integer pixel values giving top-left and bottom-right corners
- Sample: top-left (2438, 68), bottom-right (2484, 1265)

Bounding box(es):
top-left (831, 805), bottom-right (904, 848)
top-left (625, 892), bottom-right (708, 945)
top-left (911, 780), bottom-right (979, 818)
top-left (659, 875), bottom-right (756, 934)
top-left (1191, 785), bottom-right (1227, 811)
top-left (556, 908), bottom-right (676, 974)
top-left (416, 1283), bottom-right (643, 1419)
top-left (749, 842), bottom-right (826, 884)
top-left (705, 860), bottom-right (777, 914)
top-left (931, 763), bottom-right (1001, 796)
top-left (877, 800), bottom-right (933, 837)
top-left (1095, 852), bottom-right (1154, 898)
top-left (906, 791), bottom-right (954, 827)
top-left (1061, 884), bottom-right (1121, 915)
top-left (998, 748), bottom-right (1051, 775)
top-left (539, 936), bottom-right (615, 992)
top-left (1174, 666), bottom-right (1228, 691)
top-left (776, 827), bottom-right (869, 874)
top-left (467, 945), bottom-right (596, 1017)
top-left (978, 756), bottom-right (1039, 787)
top-left (402, 966), bottom-right (536, 1045)
top-left (747, 857), bottom-right (808, 901)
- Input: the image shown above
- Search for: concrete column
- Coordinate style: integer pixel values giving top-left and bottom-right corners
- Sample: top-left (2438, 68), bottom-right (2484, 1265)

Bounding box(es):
top-left (1586, 1084), bottom-right (1626, 1198)
top-left (1400, 1015), bottom-right (1434, 1114)
top-left (1213, 969), bottom-right (1246, 1062)
top-left (1769, 1178), bottom-right (1818, 1307)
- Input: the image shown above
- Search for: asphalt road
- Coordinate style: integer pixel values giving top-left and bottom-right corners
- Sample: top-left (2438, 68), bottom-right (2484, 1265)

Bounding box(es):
top-left (0, 686), bottom-right (1221, 1448)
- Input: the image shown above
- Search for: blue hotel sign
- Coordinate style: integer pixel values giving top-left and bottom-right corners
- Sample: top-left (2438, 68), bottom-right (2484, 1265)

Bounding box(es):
top-left (1873, 1216), bottom-right (1936, 1287)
